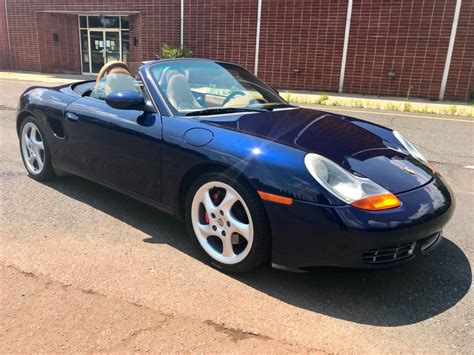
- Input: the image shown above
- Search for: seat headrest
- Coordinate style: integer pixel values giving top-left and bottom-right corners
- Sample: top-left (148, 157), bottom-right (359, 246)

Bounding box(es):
top-left (166, 73), bottom-right (200, 110)
top-left (109, 67), bottom-right (131, 76)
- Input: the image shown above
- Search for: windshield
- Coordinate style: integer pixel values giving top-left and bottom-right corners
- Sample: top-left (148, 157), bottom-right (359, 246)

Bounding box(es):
top-left (148, 60), bottom-right (290, 116)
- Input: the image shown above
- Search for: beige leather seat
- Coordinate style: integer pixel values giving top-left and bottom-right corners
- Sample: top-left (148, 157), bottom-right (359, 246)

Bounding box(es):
top-left (166, 73), bottom-right (201, 111)
top-left (223, 93), bottom-right (255, 107)
top-left (104, 68), bottom-right (141, 96)
top-left (90, 61), bottom-right (141, 99)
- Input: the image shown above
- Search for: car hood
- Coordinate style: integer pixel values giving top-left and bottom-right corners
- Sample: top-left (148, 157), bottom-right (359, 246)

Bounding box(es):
top-left (203, 108), bottom-right (434, 194)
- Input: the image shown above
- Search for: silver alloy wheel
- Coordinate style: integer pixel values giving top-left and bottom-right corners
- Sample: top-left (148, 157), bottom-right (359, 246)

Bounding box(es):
top-left (21, 122), bottom-right (45, 175)
top-left (191, 181), bottom-right (254, 265)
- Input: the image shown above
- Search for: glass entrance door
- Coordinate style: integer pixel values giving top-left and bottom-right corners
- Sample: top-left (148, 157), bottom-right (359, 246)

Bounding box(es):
top-left (79, 15), bottom-right (129, 74)
top-left (105, 32), bottom-right (121, 63)
top-left (87, 30), bottom-right (122, 74)
top-left (89, 31), bottom-right (105, 73)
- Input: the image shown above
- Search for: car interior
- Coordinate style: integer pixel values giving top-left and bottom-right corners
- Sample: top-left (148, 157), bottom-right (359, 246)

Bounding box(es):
top-left (89, 61), bottom-right (143, 100)
top-left (150, 61), bottom-right (271, 114)
top-left (72, 60), bottom-right (279, 115)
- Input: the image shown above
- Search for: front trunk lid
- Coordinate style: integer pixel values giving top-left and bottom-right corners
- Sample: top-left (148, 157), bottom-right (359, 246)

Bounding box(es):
top-left (204, 108), bottom-right (434, 194)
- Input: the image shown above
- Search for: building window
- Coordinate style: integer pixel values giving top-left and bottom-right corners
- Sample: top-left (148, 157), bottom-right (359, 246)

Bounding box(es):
top-left (88, 16), bottom-right (120, 28)
top-left (78, 15), bottom-right (130, 74)
top-left (80, 30), bottom-right (89, 72)
top-left (120, 16), bottom-right (130, 29)
top-left (79, 16), bottom-right (87, 28)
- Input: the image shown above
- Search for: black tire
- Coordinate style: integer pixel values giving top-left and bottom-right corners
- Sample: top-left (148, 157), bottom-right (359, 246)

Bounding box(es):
top-left (185, 171), bottom-right (271, 273)
top-left (19, 116), bottom-right (55, 181)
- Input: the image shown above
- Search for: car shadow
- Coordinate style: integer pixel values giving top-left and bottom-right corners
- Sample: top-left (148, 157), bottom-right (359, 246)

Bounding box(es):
top-left (43, 175), bottom-right (471, 327)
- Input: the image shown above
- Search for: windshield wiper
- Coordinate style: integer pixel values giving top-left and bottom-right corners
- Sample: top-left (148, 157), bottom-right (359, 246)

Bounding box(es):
top-left (261, 103), bottom-right (295, 109)
top-left (186, 107), bottom-right (268, 116)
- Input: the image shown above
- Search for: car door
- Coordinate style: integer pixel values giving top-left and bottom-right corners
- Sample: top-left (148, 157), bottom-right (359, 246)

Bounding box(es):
top-left (62, 95), bottom-right (163, 203)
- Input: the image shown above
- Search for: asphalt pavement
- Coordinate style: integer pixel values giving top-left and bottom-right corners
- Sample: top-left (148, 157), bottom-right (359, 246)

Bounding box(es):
top-left (0, 79), bottom-right (473, 352)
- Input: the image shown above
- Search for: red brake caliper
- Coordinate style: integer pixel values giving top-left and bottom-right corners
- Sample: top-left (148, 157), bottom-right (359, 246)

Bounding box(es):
top-left (205, 191), bottom-right (220, 224)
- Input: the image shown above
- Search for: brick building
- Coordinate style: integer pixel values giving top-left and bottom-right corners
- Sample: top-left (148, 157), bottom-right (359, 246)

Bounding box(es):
top-left (0, 0), bottom-right (472, 101)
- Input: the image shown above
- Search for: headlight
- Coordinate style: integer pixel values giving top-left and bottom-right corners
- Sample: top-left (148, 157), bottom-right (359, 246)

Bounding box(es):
top-left (304, 153), bottom-right (400, 210)
top-left (393, 131), bottom-right (429, 166)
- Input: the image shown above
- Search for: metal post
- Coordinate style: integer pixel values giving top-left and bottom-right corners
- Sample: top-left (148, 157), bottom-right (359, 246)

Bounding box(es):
top-left (4, 0), bottom-right (13, 70)
top-left (180, 0), bottom-right (184, 49)
top-left (439, 0), bottom-right (462, 101)
top-left (339, 0), bottom-right (353, 93)
top-left (254, 0), bottom-right (262, 74)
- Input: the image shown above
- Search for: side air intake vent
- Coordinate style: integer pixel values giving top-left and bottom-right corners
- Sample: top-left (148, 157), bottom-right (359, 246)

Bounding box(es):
top-left (48, 117), bottom-right (66, 139)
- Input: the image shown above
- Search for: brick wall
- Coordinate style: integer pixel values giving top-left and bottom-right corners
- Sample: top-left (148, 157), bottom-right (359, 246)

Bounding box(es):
top-left (36, 13), bottom-right (81, 73)
top-left (444, 0), bottom-right (473, 101)
top-left (258, 0), bottom-right (347, 92)
top-left (181, 0), bottom-right (472, 101)
top-left (3, 0), bottom-right (181, 75)
top-left (2, 0), bottom-right (473, 101)
top-left (344, 0), bottom-right (457, 100)
top-left (128, 14), bottom-right (142, 75)
top-left (0, 0), bottom-right (10, 70)
top-left (184, 0), bottom-right (258, 71)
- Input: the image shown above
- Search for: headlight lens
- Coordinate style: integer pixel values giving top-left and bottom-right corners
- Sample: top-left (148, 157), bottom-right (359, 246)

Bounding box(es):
top-left (304, 153), bottom-right (400, 210)
top-left (393, 131), bottom-right (429, 166)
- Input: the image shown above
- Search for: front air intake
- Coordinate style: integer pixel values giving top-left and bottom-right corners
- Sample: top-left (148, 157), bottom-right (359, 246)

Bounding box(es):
top-left (362, 241), bottom-right (416, 264)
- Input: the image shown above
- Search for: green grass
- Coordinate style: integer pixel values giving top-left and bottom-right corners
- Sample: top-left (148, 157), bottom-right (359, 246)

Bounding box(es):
top-left (281, 92), bottom-right (474, 117)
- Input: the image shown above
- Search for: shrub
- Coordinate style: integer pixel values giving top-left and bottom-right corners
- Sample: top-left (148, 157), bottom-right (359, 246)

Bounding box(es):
top-left (282, 92), bottom-right (293, 102)
top-left (353, 99), bottom-right (364, 108)
top-left (316, 95), bottom-right (329, 105)
top-left (449, 105), bottom-right (458, 115)
top-left (156, 43), bottom-right (193, 59)
top-left (384, 102), bottom-right (400, 111)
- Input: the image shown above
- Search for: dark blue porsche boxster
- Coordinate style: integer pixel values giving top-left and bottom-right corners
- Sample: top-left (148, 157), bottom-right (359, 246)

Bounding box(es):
top-left (17, 59), bottom-right (454, 273)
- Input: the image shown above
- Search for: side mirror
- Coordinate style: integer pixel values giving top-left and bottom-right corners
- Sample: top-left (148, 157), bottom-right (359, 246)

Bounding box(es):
top-left (105, 91), bottom-right (145, 110)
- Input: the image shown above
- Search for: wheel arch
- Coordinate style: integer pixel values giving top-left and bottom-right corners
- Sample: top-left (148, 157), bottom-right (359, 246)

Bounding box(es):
top-left (178, 161), bottom-right (267, 223)
top-left (16, 110), bottom-right (36, 137)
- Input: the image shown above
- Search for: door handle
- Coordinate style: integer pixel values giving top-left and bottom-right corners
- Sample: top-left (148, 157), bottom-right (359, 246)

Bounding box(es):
top-left (66, 112), bottom-right (79, 122)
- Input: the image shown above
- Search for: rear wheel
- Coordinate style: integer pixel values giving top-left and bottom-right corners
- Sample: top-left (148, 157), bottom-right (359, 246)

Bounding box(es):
top-left (185, 172), bottom-right (270, 273)
top-left (19, 117), bottom-right (54, 180)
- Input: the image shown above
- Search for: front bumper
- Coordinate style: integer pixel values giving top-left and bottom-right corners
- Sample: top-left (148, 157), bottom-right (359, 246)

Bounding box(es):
top-left (265, 176), bottom-right (455, 270)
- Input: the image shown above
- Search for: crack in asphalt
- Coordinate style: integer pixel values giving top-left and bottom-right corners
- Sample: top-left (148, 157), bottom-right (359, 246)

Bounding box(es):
top-left (102, 323), bottom-right (170, 352)
top-left (2, 263), bottom-right (322, 352)
top-left (0, 171), bottom-right (24, 180)
top-left (413, 143), bottom-right (473, 161)
top-left (0, 105), bottom-right (16, 111)
top-left (204, 320), bottom-right (272, 343)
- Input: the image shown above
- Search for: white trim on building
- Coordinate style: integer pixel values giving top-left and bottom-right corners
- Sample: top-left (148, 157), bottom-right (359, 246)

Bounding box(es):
top-left (339, 0), bottom-right (353, 93)
top-left (439, 0), bottom-right (462, 101)
top-left (254, 0), bottom-right (263, 75)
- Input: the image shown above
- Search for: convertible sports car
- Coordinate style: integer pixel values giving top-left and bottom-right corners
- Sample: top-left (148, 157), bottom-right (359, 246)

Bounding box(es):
top-left (17, 59), bottom-right (454, 273)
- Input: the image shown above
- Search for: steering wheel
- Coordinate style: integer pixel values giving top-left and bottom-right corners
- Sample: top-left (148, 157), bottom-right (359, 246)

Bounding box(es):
top-left (222, 90), bottom-right (247, 106)
top-left (95, 61), bottom-right (131, 85)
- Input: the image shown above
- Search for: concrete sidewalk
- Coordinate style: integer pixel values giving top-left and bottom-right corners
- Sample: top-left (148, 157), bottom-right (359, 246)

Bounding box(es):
top-left (0, 71), bottom-right (93, 84)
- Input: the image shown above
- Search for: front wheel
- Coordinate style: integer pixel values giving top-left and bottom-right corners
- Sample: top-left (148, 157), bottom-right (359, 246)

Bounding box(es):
top-left (185, 172), bottom-right (270, 273)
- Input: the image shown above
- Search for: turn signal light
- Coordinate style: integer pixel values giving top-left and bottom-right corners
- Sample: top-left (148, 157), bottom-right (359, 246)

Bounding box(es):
top-left (258, 191), bottom-right (293, 205)
top-left (351, 193), bottom-right (400, 211)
